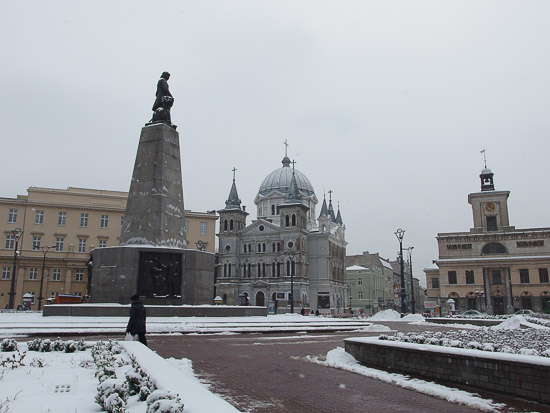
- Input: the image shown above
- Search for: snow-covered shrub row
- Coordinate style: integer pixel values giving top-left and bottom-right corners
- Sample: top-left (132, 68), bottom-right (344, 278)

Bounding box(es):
top-left (524, 314), bottom-right (550, 328)
top-left (26, 337), bottom-right (87, 353)
top-left (92, 341), bottom-right (183, 413)
top-left (379, 328), bottom-right (550, 357)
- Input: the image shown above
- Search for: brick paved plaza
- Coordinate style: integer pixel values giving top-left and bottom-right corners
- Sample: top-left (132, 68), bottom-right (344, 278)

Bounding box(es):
top-left (146, 322), bottom-right (550, 413)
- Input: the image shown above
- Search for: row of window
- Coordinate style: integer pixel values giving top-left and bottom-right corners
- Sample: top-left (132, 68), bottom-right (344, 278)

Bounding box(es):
top-left (1, 267), bottom-right (85, 281)
top-left (433, 268), bottom-right (550, 288)
top-left (221, 261), bottom-right (297, 278)
top-left (8, 209), bottom-right (111, 228)
top-left (241, 241), bottom-right (286, 254)
top-left (5, 235), bottom-right (106, 252)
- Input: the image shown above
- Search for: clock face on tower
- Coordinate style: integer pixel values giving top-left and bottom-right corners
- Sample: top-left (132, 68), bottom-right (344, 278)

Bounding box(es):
top-left (485, 202), bottom-right (495, 212)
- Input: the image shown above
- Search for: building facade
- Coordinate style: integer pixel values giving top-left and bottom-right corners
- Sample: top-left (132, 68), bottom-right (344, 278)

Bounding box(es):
top-left (216, 154), bottom-right (348, 314)
top-left (425, 168), bottom-right (550, 315)
top-left (0, 187), bottom-right (218, 309)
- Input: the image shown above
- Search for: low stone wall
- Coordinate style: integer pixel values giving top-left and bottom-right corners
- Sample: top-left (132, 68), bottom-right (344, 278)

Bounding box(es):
top-left (345, 337), bottom-right (550, 405)
top-left (43, 304), bottom-right (267, 317)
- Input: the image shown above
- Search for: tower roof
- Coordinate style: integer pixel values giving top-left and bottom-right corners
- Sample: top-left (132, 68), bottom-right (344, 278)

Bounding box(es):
top-left (336, 205), bottom-right (344, 225)
top-left (319, 195), bottom-right (328, 218)
top-left (220, 170), bottom-right (243, 212)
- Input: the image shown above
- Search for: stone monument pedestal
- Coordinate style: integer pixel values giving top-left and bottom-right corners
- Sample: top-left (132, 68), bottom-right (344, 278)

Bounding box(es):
top-left (90, 246), bottom-right (214, 304)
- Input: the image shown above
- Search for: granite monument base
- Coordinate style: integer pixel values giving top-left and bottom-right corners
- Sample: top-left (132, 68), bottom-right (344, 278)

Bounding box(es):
top-left (90, 246), bottom-right (214, 305)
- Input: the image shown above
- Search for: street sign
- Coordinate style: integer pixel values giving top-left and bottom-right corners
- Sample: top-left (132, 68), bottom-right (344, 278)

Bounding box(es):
top-left (424, 301), bottom-right (437, 309)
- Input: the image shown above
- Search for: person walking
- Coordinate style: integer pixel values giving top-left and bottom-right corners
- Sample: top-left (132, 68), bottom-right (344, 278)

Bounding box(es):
top-left (127, 294), bottom-right (147, 346)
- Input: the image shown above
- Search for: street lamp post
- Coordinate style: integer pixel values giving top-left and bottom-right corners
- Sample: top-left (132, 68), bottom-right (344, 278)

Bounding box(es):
top-left (287, 252), bottom-right (297, 313)
top-left (394, 228), bottom-right (407, 314)
top-left (405, 247), bottom-right (416, 314)
top-left (8, 228), bottom-right (23, 310)
top-left (38, 245), bottom-right (53, 311)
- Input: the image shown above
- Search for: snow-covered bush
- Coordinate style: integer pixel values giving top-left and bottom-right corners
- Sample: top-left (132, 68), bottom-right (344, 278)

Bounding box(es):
top-left (39, 339), bottom-right (52, 352)
top-left (51, 337), bottom-right (65, 351)
top-left (77, 338), bottom-right (87, 351)
top-left (96, 378), bottom-right (128, 412)
top-left (27, 338), bottom-right (42, 351)
top-left (64, 340), bottom-right (77, 353)
top-left (146, 390), bottom-right (184, 413)
top-left (0, 338), bottom-right (18, 352)
top-left (96, 365), bottom-right (117, 383)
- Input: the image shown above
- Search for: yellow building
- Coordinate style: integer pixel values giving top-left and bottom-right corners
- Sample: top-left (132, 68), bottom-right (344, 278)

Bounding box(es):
top-left (0, 187), bottom-right (218, 309)
top-left (425, 169), bottom-right (550, 315)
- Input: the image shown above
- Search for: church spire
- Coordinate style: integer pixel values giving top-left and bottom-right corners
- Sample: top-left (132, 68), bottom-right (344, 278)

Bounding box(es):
top-left (336, 202), bottom-right (344, 225)
top-left (328, 190), bottom-right (336, 222)
top-left (224, 167), bottom-right (242, 210)
top-left (319, 191), bottom-right (328, 218)
top-left (285, 160), bottom-right (302, 203)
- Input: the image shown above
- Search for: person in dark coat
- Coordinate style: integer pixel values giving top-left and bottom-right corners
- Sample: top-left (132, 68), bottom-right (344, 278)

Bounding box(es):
top-left (127, 294), bottom-right (147, 346)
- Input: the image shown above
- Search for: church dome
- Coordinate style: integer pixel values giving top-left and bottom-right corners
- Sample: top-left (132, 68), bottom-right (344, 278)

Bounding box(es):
top-left (258, 156), bottom-right (315, 197)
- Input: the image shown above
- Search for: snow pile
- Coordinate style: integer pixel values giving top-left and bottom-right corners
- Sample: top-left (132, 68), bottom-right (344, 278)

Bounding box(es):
top-left (307, 347), bottom-right (504, 412)
top-left (401, 314), bottom-right (426, 324)
top-left (360, 324), bottom-right (392, 333)
top-left (369, 309), bottom-right (401, 321)
top-left (490, 316), bottom-right (522, 330)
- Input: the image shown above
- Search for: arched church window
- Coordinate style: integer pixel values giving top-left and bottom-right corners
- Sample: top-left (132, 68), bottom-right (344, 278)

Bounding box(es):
top-left (271, 205), bottom-right (275, 215)
top-left (228, 263), bottom-right (232, 277)
top-left (292, 214), bottom-right (296, 226)
top-left (481, 242), bottom-right (508, 255)
top-left (230, 219), bottom-right (234, 230)
top-left (224, 220), bottom-right (228, 231)
top-left (272, 262), bottom-right (276, 277)
top-left (285, 215), bottom-right (290, 227)
top-left (258, 263), bottom-right (261, 277)
top-left (223, 263), bottom-right (227, 277)
top-left (287, 260), bottom-right (290, 275)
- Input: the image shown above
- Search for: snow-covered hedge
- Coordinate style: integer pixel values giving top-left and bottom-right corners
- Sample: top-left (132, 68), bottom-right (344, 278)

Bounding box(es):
top-left (379, 323), bottom-right (550, 357)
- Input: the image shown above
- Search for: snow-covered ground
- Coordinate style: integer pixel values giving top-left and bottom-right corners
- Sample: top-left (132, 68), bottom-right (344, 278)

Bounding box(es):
top-left (1, 309), bottom-right (546, 412)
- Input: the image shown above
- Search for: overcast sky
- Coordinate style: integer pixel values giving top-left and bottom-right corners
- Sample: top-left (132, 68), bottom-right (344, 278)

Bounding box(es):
top-left (2, 1), bottom-right (549, 285)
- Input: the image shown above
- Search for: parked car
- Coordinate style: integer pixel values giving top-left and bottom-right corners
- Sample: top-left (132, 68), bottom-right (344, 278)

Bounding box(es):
top-left (460, 310), bottom-right (485, 317)
top-left (514, 309), bottom-right (534, 316)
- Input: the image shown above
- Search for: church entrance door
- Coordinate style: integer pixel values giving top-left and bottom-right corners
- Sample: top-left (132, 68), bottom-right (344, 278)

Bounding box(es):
top-left (256, 291), bottom-right (265, 307)
top-left (493, 297), bottom-right (505, 315)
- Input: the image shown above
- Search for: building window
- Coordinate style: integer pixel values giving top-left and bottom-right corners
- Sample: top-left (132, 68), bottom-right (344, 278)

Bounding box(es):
top-left (52, 268), bottom-right (61, 281)
top-left (358, 291), bottom-right (363, 299)
top-left (277, 262), bottom-right (281, 277)
top-left (539, 268), bottom-right (549, 284)
top-left (99, 240), bottom-right (107, 248)
top-left (58, 212), bottom-right (67, 226)
top-left (35, 210), bottom-right (44, 225)
top-left (100, 214), bottom-right (109, 228)
top-left (200, 222), bottom-right (207, 236)
top-left (223, 220), bottom-right (228, 231)
top-left (1, 267), bottom-right (11, 280)
top-left (29, 267), bottom-right (38, 280)
top-left (492, 270), bottom-right (502, 285)
top-left (448, 271), bottom-right (457, 285)
top-left (285, 215), bottom-right (290, 227)
top-left (432, 278), bottom-right (439, 288)
top-left (272, 262), bottom-right (276, 277)
top-left (465, 270), bottom-right (475, 285)
top-left (5, 235), bottom-right (14, 250)
top-left (74, 269), bottom-right (83, 282)
top-left (55, 237), bottom-right (64, 252)
top-left (78, 239), bottom-right (87, 253)
top-left (271, 205), bottom-right (275, 215)
top-left (32, 236), bottom-right (41, 251)
top-left (80, 213), bottom-right (88, 227)
top-left (519, 269), bottom-right (530, 284)
top-left (8, 209), bottom-right (18, 223)
top-left (481, 242), bottom-right (508, 255)
top-left (486, 216), bottom-right (497, 231)
top-left (357, 277), bottom-right (363, 286)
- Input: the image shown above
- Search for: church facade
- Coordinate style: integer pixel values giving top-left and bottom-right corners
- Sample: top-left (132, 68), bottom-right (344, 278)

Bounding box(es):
top-left (425, 168), bottom-right (550, 315)
top-left (216, 155), bottom-right (347, 314)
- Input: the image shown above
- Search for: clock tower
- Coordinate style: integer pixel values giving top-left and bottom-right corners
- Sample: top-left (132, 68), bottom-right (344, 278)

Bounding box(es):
top-left (468, 168), bottom-right (514, 233)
